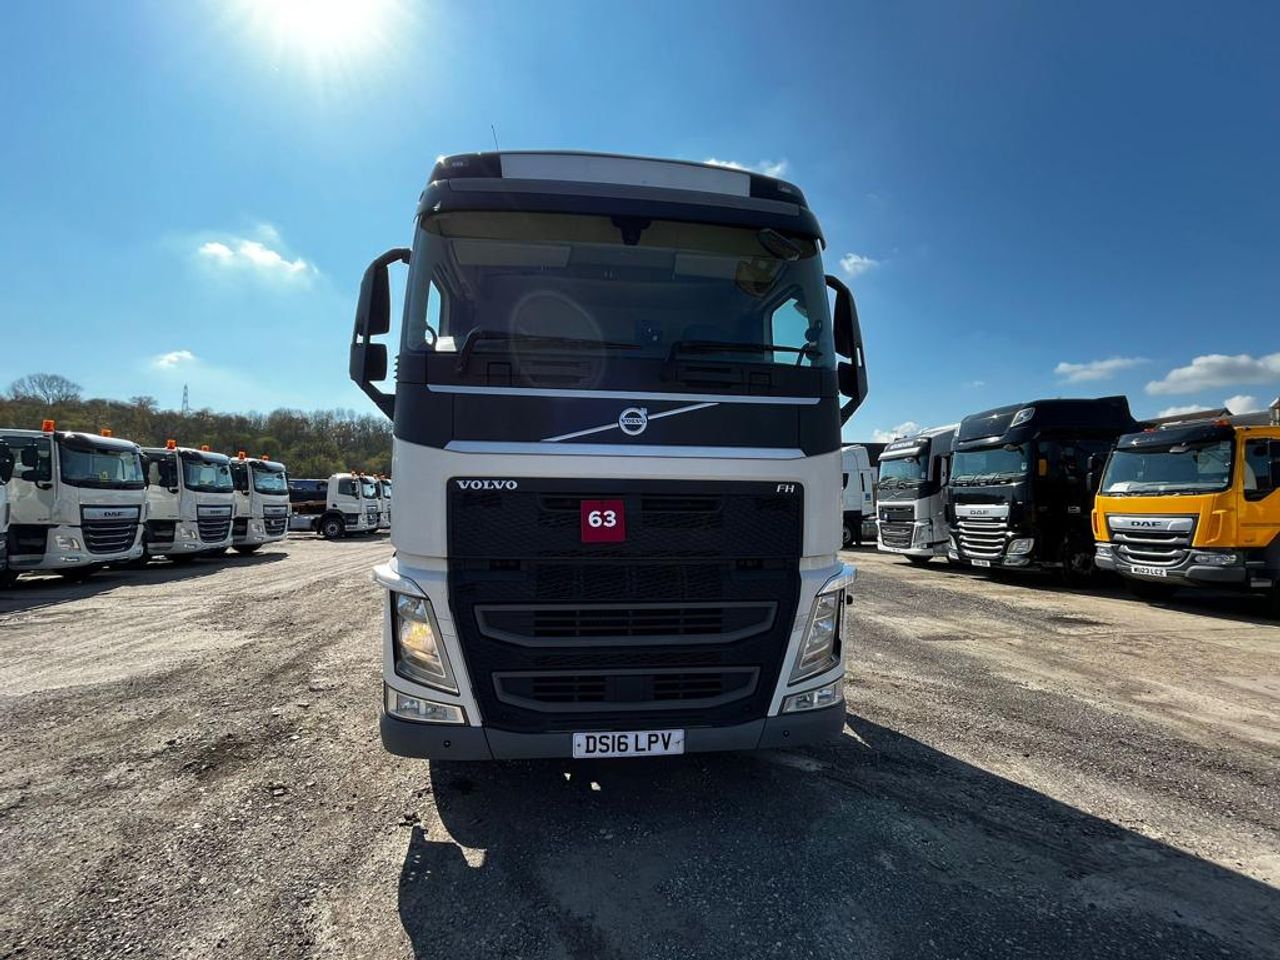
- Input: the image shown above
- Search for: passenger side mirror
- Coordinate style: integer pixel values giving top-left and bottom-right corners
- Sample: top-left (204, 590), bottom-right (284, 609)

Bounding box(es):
top-left (350, 247), bottom-right (410, 419)
top-left (1086, 453), bottom-right (1105, 492)
top-left (826, 274), bottom-right (868, 423)
top-left (0, 451), bottom-right (11, 484)
top-left (19, 446), bottom-right (37, 468)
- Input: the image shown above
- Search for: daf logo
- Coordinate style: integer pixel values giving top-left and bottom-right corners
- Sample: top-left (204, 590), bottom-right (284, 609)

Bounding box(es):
top-left (970, 508), bottom-right (991, 515)
top-left (99, 510), bottom-right (128, 519)
top-left (618, 407), bottom-right (649, 436)
top-left (456, 479), bottom-right (518, 491)
top-left (1129, 520), bottom-right (1162, 528)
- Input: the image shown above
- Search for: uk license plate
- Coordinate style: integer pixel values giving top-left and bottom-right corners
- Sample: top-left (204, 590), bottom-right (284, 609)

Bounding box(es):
top-left (1130, 566), bottom-right (1168, 578)
top-left (572, 730), bottom-right (685, 759)
top-left (971, 559), bottom-right (992, 568)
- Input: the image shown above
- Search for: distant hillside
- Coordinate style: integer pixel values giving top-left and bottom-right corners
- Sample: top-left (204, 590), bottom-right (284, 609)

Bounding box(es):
top-left (1, 374), bottom-right (391, 478)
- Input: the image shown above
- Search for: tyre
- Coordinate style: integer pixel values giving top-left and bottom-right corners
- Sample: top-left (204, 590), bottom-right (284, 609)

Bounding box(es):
top-left (906, 556), bottom-right (933, 567)
top-left (1263, 584), bottom-right (1280, 620)
top-left (1128, 578), bottom-right (1176, 602)
top-left (234, 545), bottom-right (262, 555)
top-left (321, 515), bottom-right (345, 540)
top-left (841, 523), bottom-right (853, 549)
top-left (1059, 542), bottom-right (1097, 587)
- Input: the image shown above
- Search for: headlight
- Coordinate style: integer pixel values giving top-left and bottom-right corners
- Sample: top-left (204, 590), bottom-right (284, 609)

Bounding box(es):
top-left (54, 535), bottom-right (82, 550)
top-left (250, 520), bottom-right (264, 535)
top-left (790, 590), bottom-right (843, 683)
top-left (1007, 538), bottom-right (1034, 556)
top-left (912, 521), bottom-right (931, 547)
top-left (178, 525), bottom-right (198, 541)
top-left (385, 685), bottom-right (465, 724)
top-left (1096, 543), bottom-right (1113, 558)
top-left (393, 592), bottom-right (458, 693)
top-left (782, 679), bottom-right (843, 714)
top-left (1190, 551), bottom-right (1237, 566)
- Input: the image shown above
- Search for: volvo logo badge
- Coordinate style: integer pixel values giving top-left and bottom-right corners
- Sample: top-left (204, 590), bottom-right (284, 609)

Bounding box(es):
top-left (618, 407), bottom-right (649, 436)
top-left (456, 479), bottom-right (518, 491)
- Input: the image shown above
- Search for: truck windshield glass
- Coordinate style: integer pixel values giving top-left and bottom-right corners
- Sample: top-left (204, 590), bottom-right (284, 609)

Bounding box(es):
top-left (361, 479), bottom-right (378, 499)
top-left (182, 457), bottom-right (233, 493)
top-left (253, 468), bottom-right (288, 495)
top-left (950, 444), bottom-right (1029, 485)
top-left (58, 441), bottom-right (145, 489)
top-left (407, 211), bottom-right (834, 367)
top-left (380, 481), bottom-right (392, 498)
top-left (878, 456), bottom-right (927, 487)
top-left (1102, 440), bottom-right (1233, 494)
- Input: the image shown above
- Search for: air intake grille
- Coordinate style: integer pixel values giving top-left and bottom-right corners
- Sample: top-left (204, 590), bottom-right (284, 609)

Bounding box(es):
top-left (956, 517), bottom-right (1010, 559)
top-left (83, 518), bottom-right (138, 555)
top-left (493, 667), bottom-right (759, 713)
top-left (878, 522), bottom-right (914, 549)
top-left (1108, 517), bottom-right (1195, 567)
top-left (263, 516), bottom-right (287, 536)
top-left (198, 518), bottom-right (231, 543)
top-left (475, 602), bottom-right (776, 646)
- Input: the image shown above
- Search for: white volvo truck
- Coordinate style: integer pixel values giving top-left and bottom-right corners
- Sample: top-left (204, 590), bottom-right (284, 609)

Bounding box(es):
top-left (840, 444), bottom-right (876, 547)
top-left (1, 439), bottom-right (14, 580)
top-left (140, 443), bottom-right (235, 561)
top-left (349, 151), bottom-right (868, 761)
top-left (287, 473), bottom-right (380, 538)
top-left (0, 423), bottom-right (147, 584)
top-left (229, 454), bottom-right (291, 553)
top-left (875, 425), bottom-right (957, 564)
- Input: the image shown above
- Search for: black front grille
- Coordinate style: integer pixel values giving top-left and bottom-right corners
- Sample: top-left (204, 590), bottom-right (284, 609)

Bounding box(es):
top-left (494, 668), bottom-right (758, 712)
top-left (198, 518), bottom-right (231, 543)
top-left (264, 516), bottom-right (287, 536)
top-left (879, 521), bottom-right (914, 549)
top-left (83, 519), bottom-right (138, 555)
top-left (448, 479), bottom-right (802, 734)
top-left (880, 505), bottom-right (914, 522)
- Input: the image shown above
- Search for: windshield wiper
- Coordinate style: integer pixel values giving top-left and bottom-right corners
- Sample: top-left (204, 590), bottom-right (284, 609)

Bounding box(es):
top-left (455, 329), bottom-right (639, 372)
top-left (666, 340), bottom-right (820, 362)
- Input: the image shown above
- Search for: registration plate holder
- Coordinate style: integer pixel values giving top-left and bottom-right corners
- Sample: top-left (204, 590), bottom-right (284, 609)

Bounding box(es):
top-left (971, 558), bottom-right (992, 568)
top-left (572, 729), bottom-right (685, 759)
top-left (1130, 565), bottom-right (1168, 578)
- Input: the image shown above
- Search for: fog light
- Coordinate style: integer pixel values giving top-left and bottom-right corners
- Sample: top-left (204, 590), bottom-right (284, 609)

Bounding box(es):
top-left (385, 686), bottom-right (466, 724)
top-left (394, 592), bottom-right (458, 693)
top-left (1096, 543), bottom-right (1113, 559)
top-left (1191, 551), bottom-right (1237, 566)
top-left (54, 535), bottom-right (82, 551)
top-left (782, 680), bottom-right (843, 714)
top-left (178, 525), bottom-right (198, 541)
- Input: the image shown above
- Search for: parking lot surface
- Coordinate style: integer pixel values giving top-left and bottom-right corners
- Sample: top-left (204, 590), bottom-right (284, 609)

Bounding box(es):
top-left (1, 540), bottom-right (1277, 959)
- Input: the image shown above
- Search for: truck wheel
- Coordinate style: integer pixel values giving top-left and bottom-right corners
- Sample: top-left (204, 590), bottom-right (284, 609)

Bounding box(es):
top-left (841, 523), bottom-right (853, 548)
top-left (1264, 584), bottom-right (1280, 620)
top-left (234, 545), bottom-right (262, 555)
top-left (1059, 543), bottom-right (1097, 586)
top-left (1129, 579), bottom-right (1176, 602)
top-left (321, 516), bottom-right (345, 540)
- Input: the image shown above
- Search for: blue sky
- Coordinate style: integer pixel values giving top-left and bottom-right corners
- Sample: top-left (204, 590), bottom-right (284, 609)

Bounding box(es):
top-left (1, 0), bottom-right (1276, 441)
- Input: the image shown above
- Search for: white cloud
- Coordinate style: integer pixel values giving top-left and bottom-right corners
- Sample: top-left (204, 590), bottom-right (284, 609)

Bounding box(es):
top-left (1223, 394), bottom-right (1262, 415)
top-left (195, 228), bottom-right (315, 282)
top-left (152, 349), bottom-right (196, 369)
top-left (872, 420), bottom-right (920, 443)
top-left (1054, 356), bottom-right (1147, 384)
top-left (967, 380), bottom-right (986, 388)
top-left (1156, 404), bottom-right (1206, 419)
top-left (704, 157), bottom-right (789, 178)
top-left (840, 253), bottom-right (879, 278)
top-left (1145, 352), bottom-right (1280, 395)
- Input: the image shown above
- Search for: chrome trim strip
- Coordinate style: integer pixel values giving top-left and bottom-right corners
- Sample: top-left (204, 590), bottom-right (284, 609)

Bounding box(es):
top-left (444, 441), bottom-right (805, 459)
top-left (543, 402), bottom-right (718, 443)
top-left (426, 384), bottom-right (820, 405)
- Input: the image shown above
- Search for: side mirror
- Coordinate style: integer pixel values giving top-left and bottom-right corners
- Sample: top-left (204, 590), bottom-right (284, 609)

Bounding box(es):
top-left (1086, 453), bottom-right (1105, 493)
top-left (350, 247), bottom-right (410, 419)
top-left (20, 469), bottom-right (38, 482)
top-left (0, 453), bottom-right (11, 484)
top-left (19, 446), bottom-right (37, 468)
top-left (826, 274), bottom-right (868, 422)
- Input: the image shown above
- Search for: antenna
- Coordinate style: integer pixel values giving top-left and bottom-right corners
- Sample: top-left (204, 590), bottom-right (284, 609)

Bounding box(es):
top-left (181, 384), bottom-right (191, 417)
top-left (491, 124), bottom-right (500, 151)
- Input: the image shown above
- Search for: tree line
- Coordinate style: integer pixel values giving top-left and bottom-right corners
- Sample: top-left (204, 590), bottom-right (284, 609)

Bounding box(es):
top-left (2, 374), bottom-right (392, 478)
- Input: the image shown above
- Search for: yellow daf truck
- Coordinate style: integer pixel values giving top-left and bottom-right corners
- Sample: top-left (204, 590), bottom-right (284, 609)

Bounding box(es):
top-left (1093, 410), bottom-right (1280, 615)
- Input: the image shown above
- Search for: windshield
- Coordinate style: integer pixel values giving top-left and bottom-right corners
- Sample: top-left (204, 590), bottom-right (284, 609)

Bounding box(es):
top-left (361, 479), bottom-right (378, 499)
top-left (878, 455), bottom-right (927, 487)
top-left (1102, 440), bottom-right (1233, 495)
top-left (182, 457), bottom-right (234, 493)
top-left (380, 481), bottom-right (392, 498)
top-left (951, 444), bottom-right (1030, 485)
top-left (253, 467), bottom-right (288, 495)
top-left (58, 441), bottom-right (145, 489)
top-left (406, 211), bottom-right (834, 368)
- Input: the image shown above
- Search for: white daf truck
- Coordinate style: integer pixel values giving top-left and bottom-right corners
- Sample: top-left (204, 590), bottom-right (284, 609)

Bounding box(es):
top-left (229, 453), bottom-right (291, 553)
top-left (376, 478), bottom-right (392, 530)
top-left (287, 473), bottom-right (380, 538)
top-left (0, 439), bottom-right (14, 580)
top-left (0, 422), bottom-right (147, 584)
top-left (875, 425), bottom-right (957, 564)
top-left (139, 442), bottom-right (235, 561)
top-left (348, 150), bottom-right (868, 761)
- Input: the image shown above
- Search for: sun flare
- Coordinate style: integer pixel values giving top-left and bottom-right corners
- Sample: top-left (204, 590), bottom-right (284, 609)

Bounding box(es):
top-left (238, 0), bottom-right (396, 63)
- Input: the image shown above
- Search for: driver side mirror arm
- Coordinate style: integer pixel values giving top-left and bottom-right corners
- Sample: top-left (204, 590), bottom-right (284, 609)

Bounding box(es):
top-left (350, 248), bottom-right (411, 420)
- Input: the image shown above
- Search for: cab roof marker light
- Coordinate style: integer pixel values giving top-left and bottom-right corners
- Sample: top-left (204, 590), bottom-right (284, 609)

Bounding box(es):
top-left (41, 419), bottom-right (56, 432)
top-left (237, 450), bottom-right (246, 459)
top-left (100, 428), bottom-right (112, 437)
top-left (166, 439), bottom-right (177, 449)
top-left (200, 444), bottom-right (210, 452)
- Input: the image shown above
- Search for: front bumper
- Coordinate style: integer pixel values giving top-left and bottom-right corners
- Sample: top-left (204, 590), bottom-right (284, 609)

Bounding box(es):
top-left (8, 524), bottom-right (144, 570)
top-left (380, 701), bottom-right (845, 760)
top-left (1095, 545), bottom-right (1248, 586)
top-left (232, 525), bottom-right (287, 546)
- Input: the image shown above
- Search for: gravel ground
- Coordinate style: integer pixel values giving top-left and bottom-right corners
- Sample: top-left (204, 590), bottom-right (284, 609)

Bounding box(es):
top-left (1, 538), bottom-right (1277, 959)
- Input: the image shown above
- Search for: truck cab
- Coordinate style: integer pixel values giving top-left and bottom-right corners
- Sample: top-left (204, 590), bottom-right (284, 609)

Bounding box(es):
top-left (1094, 413), bottom-right (1280, 613)
top-left (140, 442), bottom-right (235, 561)
top-left (348, 150), bottom-right (868, 761)
top-left (229, 453), bottom-right (291, 554)
top-left (376, 478), bottom-right (392, 530)
top-left (946, 397), bottom-right (1137, 580)
top-left (287, 473), bottom-right (379, 539)
top-left (0, 423), bottom-right (147, 583)
top-left (876, 425), bottom-right (956, 564)
top-left (1, 439), bottom-right (14, 579)
top-left (840, 445), bottom-right (875, 547)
